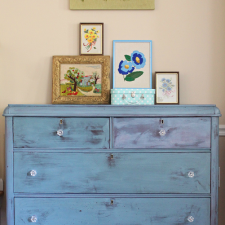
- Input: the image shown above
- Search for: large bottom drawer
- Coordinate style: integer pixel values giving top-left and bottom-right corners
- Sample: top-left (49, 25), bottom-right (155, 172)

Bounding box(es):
top-left (15, 198), bottom-right (210, 225)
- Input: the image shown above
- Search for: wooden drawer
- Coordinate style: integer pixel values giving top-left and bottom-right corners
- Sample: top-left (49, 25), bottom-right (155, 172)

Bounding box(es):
top-left (113, 117), bottom-right (211, 148)
top-left (15, 197), bottom-right (210, 225)
top-left (13, 117), bottom-right (109, 149)
top-left (14, 152), bottom-right (210, 194)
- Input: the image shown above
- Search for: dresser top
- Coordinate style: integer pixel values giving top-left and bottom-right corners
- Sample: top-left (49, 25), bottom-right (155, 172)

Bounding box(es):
top-left (3, 104), bottom-right (221, 117)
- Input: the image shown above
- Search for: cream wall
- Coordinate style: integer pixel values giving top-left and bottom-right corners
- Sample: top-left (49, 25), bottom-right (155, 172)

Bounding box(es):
top-left (0, 0), bottom-right (225, 224)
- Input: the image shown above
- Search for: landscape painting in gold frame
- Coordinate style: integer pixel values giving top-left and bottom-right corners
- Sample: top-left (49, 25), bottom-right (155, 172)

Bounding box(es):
top-left (52, 56), bottom-right (110, 104)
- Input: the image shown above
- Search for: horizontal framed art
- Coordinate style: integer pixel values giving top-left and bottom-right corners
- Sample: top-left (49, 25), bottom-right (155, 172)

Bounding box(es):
top-left (52, 55), bottom-right (110, 104)
top-left (113, 40), bottom-right (152, 89)
top-left (80, 23), bottom-right (103, 55)
top-left (70, 0), bottom-right (155, 10)
top-left (155, 72), bottom-right (179, 104)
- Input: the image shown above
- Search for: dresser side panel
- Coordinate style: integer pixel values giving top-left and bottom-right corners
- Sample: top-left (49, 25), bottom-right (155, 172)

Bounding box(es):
top-left (211, 117), bottom-right (219, 225)
top-left (5, 117), bottom-right (14, 225)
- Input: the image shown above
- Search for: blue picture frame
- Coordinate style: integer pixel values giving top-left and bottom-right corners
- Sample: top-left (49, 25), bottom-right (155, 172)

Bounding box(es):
top-left (113, 40), bottom-right (152, 89)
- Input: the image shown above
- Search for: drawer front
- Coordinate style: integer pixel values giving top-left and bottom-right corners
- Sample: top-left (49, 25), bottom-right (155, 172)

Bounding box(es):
top-left (13, 117), bottom-right (109, 148)
top-left (14, 152), bottom-right (210, 194)
top-left (113, 117), bottom-right (211, 148)
top-left (15, 198), bottom-right (210, 225)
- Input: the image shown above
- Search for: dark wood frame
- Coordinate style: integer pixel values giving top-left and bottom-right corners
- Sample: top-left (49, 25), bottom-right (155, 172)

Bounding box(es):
top-left (79, 23), bottom-right (104, 56)
top-left (155, 71), bottom-right (179, 105)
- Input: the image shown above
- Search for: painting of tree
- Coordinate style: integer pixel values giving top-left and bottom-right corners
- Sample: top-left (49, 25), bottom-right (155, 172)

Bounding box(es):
top-left (64, 67), bottom-right (84, 92)
top-left (60, 64), bottom-right (102, 96)
top-left (92, 71), bottom-right (100, 84)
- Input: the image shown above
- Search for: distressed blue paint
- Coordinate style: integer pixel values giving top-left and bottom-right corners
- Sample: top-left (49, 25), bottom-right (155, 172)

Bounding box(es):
top-left (3, 104), bottom-right (221, 117)
top-left (113, 117), bottom-right (211, 148)
top-left (13, 193), bottom-right (211, 198)
top-left (3, 104), bottom-right (220, 225)
top-left (14, 148), bottom-right (211, 153)
top-left (211, 117), bottom-right (219, 225)
top-left (15, 198), bottom-right (210, 225)
top-left (14, 117), bottom-right (109, 149)
top-left (14, 152), bottom-right (210, 194)
top-left (5, 117), bottom-right (14, 225)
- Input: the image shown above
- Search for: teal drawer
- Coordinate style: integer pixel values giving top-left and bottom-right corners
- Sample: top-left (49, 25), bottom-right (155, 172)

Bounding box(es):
top-left (14, 152), bottom-right (210, 194)
top-left (15, 197), bottom-right (210, 225)
top-left (13, 117), bottom-right (109, 149)
top-left (113, 117), bottom-right (211, 148)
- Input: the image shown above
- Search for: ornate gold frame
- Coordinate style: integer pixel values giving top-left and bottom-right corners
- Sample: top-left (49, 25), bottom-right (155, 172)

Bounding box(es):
top-left (52, 55), bottom-right (110, 104)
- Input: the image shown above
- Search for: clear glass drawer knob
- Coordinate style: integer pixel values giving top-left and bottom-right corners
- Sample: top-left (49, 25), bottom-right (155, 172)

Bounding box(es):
top-left (159, 129), bottom-right (166, 136)
top-left (30, 216), bottom-right (37, 222)
top-left (30, 170), bottom-right (37, 177)
top-left (188, 171), bottom-right (195, 178)
top-left (187, 216), bottom-right (194, 222)
top-left (57, 129), bottom-right (63, 136)
top-left (131, 91), bottom-right (135, 98)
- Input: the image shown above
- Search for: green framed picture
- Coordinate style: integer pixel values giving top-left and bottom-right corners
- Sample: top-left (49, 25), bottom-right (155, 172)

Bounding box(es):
top-left (70, 0), bottom-right (155, 10)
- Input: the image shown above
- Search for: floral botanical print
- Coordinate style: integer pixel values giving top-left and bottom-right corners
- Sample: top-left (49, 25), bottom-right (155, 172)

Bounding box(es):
top-left (159, 78), bottom-right (175, 97)
top-left (118, 50), bottom-right (146, 82)
top-left (83, 27), bottom-right (100, 52)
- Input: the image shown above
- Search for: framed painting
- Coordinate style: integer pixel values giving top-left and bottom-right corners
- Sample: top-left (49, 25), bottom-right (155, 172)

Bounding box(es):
top-left (155, 72), bottom-right (179, 104)
top-left (52, 56), bottom-right (110, 104)
top-left (70, 0), bottom-right (155, 10)
top-left (80, 23), bottom-right (104, 55)
top-left (113, 40), bottom-right (152, 89)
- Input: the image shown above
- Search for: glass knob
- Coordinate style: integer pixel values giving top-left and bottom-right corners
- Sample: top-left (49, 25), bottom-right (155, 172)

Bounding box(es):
top-left (159, 129), bottom-right (166, 136)
top-left (187, 216), bottom-right (194, 222)
top-left (30, 216), bottom-right (37, 222)
top-left (131, 91), bottom-right (135, 98)
top-left (57, 129), bottom-right (63, 136)
top-left (30, 170), bottom-right (37, 177)
top-left (188, 171), bottom-right (195, 178)
top-left (122, 94), bottom-right (126, 100)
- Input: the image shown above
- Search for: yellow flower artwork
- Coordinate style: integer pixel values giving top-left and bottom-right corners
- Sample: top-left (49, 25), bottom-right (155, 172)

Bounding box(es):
top-left (80, 23), bottom-right (103, 55)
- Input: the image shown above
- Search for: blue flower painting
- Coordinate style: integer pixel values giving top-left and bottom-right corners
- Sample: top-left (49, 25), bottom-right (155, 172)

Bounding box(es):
top-left (118, 50), bottom-right (146, 82)
top-left (131, 51), bottom-right (146, 69)
top-left (118, 60), bottom-right (135, 75)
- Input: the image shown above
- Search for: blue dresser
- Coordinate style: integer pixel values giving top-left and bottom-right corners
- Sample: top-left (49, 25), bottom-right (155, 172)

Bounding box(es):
top-left (3, 104), bottom-right (220, 225)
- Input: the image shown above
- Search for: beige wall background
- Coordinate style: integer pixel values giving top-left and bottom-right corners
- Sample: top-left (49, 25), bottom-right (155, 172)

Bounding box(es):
top-left (0, 0), bottom-right (225, 224)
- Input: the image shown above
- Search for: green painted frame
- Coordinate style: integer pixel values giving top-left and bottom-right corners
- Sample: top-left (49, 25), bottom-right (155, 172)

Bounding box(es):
top-left (70, 0), bottom-right (155, 10)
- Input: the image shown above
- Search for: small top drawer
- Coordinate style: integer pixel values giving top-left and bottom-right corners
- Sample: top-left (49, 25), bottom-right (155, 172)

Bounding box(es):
top-left (13, 117), bottom-right (109, 149)
top-left (113, 117), bottom-right (211, 149)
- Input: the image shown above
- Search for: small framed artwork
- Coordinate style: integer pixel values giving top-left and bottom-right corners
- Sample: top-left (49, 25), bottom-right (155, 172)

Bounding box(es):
top-left (52, 55), bottom-right (110, 104)
top-left (80, 23), bottom-right (104, 55)
top-left (113, 40), bottom-right (152, 89)
top-left (155, 72), bottom-right (179, 104)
